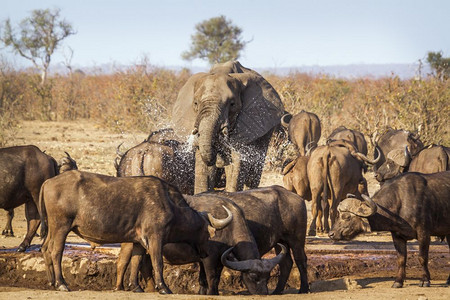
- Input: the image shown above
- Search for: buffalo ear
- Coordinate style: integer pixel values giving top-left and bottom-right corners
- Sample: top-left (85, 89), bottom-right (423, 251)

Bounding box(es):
top-left (207, 225), bottom-right (216, 239)
top-left (229, 71), bottom-right (285, 145)
top-left (338, 197), bottom-right (376, 217)
top-left (386, 148), bottom-right (410, 167)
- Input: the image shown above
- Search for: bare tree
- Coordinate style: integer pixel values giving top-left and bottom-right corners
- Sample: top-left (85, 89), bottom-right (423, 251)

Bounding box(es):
top-left (1, 8), bottom-right (75, 85)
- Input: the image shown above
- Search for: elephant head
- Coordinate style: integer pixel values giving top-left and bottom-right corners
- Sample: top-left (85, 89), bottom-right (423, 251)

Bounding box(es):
top-left (172, 61), bottom-right (285, 167)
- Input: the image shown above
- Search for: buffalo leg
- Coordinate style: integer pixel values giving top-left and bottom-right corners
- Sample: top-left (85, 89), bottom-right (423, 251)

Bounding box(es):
top-left (2, 209), bottom-right (14, 236)
top-left (290, 241), bottom-right (309, 293)
top-left (391, 232), bottom-right (407, 288)
top-left (198, 263), bottom-right (208, 295)
top-left (127, 244), bottom-right (147, 292)
top-left (18, 201), bottom-right (40, 252)
top-left (41, 236), bottom-right (55, 287)
top-left (308, 190), bottom-right (322, 236)
top-left (146, 235), bottom-right (172, 294)
top-left (139, 251), bottom-right (155, 292)
top-left (202, 255), bottom-right (222, 295)
top-left (446, 235), bottom-right (450, 286)
top-left (51, 228), bottom-right (71, 291)
top-left (417, 232), bottom-right (431, 287)
top-left (323, 198), bottom-right (330, 233)
top-left (115, 243), bottom-right (133, 291)
top-left (272, 245), bottom-right (293, 295)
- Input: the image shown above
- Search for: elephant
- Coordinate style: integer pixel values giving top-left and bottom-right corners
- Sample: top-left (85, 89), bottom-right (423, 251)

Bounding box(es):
top-left (172, 61), bottom-right (286, 193)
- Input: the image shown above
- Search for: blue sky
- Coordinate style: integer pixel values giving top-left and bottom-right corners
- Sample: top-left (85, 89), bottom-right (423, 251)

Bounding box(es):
top-left (1, 0), bottom-right (449, 70)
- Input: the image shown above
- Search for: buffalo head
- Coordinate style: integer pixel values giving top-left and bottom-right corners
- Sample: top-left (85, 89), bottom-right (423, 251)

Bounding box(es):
top-left (375, 146), bottom-right (410, 182)
top-left (329, 194), bottom-right (377, 241)
top-left (221, 243), bottom-right (287, 295)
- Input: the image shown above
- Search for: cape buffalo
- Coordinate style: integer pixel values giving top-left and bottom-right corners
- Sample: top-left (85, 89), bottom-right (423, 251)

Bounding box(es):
top-left (376, 144), bottom-right (449, 181)
top-left (216, 185), bottom-right (309, 294)
top-left (281, 140), bottom-right (316, 201)
top-left (118, 186), bottom-right (309, 294)
top-left (329, 171), bottom-right (450, 288)
top-left (307, 140), bottom-right (379, 236)
top-left (2, 150), bottom-right (77, 241)
top-left (1, 145), bottom-right (59, 251)
top-left (116, 193), bottom-right (286, 295)
top-left (39, 170), bottom-right (232, 293)
top-left (328, 126), bottom-right (368, 155)
top-left (281, 110), bottom-right (321, 156)
top-left (372, 128), bottom-right (424, 181)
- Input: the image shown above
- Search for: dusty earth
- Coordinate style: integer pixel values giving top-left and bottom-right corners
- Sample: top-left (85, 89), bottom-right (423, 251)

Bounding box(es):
top-left (0, 120), bottom-right (449, 299)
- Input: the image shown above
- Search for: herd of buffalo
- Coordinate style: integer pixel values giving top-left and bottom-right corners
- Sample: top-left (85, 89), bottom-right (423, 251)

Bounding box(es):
top-left (0, 61), bottom-right (449, 295)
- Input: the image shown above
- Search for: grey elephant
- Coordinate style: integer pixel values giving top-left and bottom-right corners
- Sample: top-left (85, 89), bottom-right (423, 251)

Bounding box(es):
top-left (172, 61), bottom-right (286, 193)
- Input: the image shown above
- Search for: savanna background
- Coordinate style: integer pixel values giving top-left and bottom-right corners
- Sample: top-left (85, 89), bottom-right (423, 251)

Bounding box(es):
top-left (1, 1), bottom-right (450, 299)
top-left (1, 58), bottom-right (449, 160)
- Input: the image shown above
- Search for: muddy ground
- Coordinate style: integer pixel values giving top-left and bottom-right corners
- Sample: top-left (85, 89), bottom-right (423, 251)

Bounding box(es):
top-left (0, 120), bottom-right (449, 299)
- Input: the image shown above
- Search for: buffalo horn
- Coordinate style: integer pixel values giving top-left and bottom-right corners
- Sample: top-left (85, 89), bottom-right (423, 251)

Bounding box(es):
top-left (354, 146), bottom-right (381, 165)
top-left (360, 194), bottom-right (378, 217)
top-left (305, 141), bottom-right (315, 156)
top-left (221, 243), bottom-right (287, 272)
top-left (280, 113), bottom-right (292, 128)
top-left (207, 205), bottom-right (233, 229)
top-left (338, 194), bottom-right (377, 217)
top-left (116, 142), bottom-right (125, 157)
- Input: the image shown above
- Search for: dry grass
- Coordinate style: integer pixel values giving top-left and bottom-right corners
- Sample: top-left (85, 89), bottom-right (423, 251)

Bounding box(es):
top-left (1, 61), bottom-right (449, 153)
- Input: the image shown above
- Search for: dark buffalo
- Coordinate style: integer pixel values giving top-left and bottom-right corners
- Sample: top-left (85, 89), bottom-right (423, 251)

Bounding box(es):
top-left (115, 139), bottom-right (195, 195)
top-left (1, 150), bottom-right (77, 241)
top-left (39, 170), bottom-right (232, 293)
top-left (372, 128), bottom-right (424, 181)
top-left (307, 140), bottom-right (378, 235)
top-left (376, 144), bottom-right (450, 181)
top-left (281, 110), bottom-right (321, 156)
top-left (0, 145), bottom-right (59, 251)
top-left (329, 171), bottom-right (450, 288)
top-left (328, 126), bottom-right (368, 155)
top-left (117, 193), bottom-right (286, 295)
top-left (216, 185), bottom-right (309, 294)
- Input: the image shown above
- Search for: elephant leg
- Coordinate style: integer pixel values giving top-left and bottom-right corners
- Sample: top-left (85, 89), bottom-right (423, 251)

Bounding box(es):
top-left (194, 151), bottom-right (217, 193)
top-left (195, 151), bottom-right (210, 194)
top-left (2, 209), bottom-right (14, 236)
top-left (18, 201), bottom-right (40, 252)
top-left (225, 151), bottom-right (242, 192)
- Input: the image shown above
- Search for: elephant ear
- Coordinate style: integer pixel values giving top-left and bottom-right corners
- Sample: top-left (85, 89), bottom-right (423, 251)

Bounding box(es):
top-left (210, 60), bottom-right (251, 74)
top-left (172, 72), bottom-right (208, 138)
top-left (229, 72), bottom-right (285, 144)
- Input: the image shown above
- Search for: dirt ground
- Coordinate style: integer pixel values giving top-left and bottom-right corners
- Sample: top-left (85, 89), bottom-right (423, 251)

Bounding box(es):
top-left (0, 120), bottom-right (449, 299)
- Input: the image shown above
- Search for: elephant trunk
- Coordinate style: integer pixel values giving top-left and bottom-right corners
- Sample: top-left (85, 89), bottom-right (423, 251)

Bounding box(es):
top-left (197, 110), bottom-right (222, 166)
